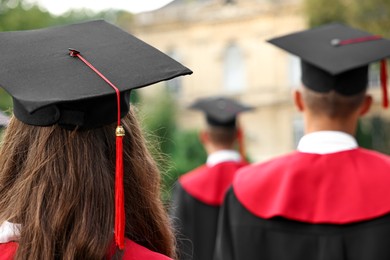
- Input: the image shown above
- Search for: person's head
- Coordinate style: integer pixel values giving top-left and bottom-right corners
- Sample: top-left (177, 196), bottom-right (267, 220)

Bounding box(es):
top-left (293, 86), bottom-right (372, 134)
top-left (268, 23), bottom-right (390, 133)
top-left (0, 20), bottom-right (192, 259)
top-left (189, 97), bottom-right (253, 155)
top-left (200, 125), bottom-right (238, 153)
top-left (0, 109), bottom-right (175, 259)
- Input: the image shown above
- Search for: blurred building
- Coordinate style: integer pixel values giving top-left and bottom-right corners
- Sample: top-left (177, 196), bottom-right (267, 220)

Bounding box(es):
top-left (129, 0), bottom-right (387, 162)
top-left (0, 111), bottom-right (10, 127)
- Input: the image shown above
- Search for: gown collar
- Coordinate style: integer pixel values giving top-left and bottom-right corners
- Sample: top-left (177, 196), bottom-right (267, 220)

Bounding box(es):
top-left (206, 149), bottom-right (241, 167)
top-left (297, 131), bottom-right (358, 154)
top-left (0, 221), bottom-right (20, 243)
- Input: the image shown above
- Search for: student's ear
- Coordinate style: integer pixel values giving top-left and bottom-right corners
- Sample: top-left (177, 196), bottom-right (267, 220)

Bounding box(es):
top-left (294, 89), bottom-right (305, 112)
top-left (359, 94), bottom-right (373, 116)
top-left (199, 130), bottom-right (209, 145)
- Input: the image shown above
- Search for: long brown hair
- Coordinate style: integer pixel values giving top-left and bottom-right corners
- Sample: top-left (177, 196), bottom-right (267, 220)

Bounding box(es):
top-left (0, 107), bottom-right (175, 259)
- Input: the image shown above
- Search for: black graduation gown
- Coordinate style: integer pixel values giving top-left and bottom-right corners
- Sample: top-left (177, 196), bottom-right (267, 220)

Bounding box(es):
top-left (214, 189), bottom-right (390, 260)
top-left (171, 161), bottom-right (248, 260)
top-left (214, 148), bottom-right (390, 260)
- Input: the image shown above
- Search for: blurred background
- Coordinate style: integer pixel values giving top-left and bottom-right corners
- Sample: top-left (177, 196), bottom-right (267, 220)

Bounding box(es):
top-left (1, 0), bottom-right (390, 199)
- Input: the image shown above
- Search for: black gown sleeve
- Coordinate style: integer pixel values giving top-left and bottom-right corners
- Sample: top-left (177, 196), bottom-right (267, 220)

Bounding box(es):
top-left (170, 183), bottom-right (195, 260)
top-left (171, 182), bottom-right (222, 260)
top-left (213, 188), bottom-right (236, 260)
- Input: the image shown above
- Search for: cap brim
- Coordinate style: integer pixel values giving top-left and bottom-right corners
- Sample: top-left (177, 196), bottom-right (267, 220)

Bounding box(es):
top-left (268, 23), bottom-right (390, 75)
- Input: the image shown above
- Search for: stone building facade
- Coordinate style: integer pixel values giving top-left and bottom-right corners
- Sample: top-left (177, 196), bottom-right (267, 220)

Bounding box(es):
top-left (129, 0), bottom-right (387, 162)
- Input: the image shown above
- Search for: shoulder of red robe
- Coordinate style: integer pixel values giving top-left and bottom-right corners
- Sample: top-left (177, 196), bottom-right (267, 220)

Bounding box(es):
top-left (0, 242), bottom-right (18, 260)
top-left (233, 148), bottom-right (390, 224)
top-left (122, 239), bottom-right (172, 260)
top-left (180, 161), bottom-right (249, 206)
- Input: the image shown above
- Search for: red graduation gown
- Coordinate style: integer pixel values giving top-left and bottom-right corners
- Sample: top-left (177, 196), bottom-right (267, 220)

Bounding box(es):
top-left (214, 148), bottom-right (390, 260)
top-left (0, 239), bottom-right (171, 260)
top-left (171, 161), bottom-right (248, 260)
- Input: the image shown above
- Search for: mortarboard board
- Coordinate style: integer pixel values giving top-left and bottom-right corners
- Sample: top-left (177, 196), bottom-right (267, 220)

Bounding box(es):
top-left (0, 20), bottom-right (192, 250)
top-left (0, 111), bottom-right (10, 127)
top-left (189, 97), bottom-right (253, 128)
top-left (268, 23), bottom-right (390, 101)
top-left (0, 20), bottom-right (192, 128)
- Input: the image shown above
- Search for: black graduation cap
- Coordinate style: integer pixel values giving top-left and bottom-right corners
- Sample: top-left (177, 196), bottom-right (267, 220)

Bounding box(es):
top-left (268, 23), bottom-right (390, 97)
top-left (189, 97), bottom-right (253, 128)
top-left (0, 20), bottom-right (192, 128)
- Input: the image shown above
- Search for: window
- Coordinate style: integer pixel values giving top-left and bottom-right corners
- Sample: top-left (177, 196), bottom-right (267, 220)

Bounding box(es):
top-left (368, 63), bottom-right (380, 88)
top-left (166, 49), bottom-right (183, 96)
top-left (292, 116), bottom-right (304, 148)
top-left (288, 55), bottom-right (301, 88)
top-left (223, 42), bottom-right (246, 92)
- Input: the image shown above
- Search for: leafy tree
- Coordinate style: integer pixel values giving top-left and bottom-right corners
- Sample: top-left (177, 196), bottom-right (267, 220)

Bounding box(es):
top-left (303, 0), bottom-right (347, 27)
top-left (347, 0), bottom-right (390, 37)
top-left (138, 89), bottom-right (206, 200)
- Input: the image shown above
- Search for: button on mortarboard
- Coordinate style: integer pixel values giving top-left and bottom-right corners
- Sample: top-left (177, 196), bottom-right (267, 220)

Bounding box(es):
top-left (189, 97), bottom-right (254, 128)
top-left (0, 20), bottom-right (193, 128)
top-left (267, 23), bottom-right (390, 97)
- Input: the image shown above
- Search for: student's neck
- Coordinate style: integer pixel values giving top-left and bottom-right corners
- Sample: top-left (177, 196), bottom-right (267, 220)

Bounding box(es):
top-left (206, 145), bottom-right (235, 155)
top-left (304, 116), bottom-right (357, 136)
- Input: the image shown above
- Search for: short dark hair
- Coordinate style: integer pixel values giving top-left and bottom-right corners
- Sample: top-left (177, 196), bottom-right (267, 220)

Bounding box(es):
top-left (207, 126), bottom-right (237, 147)
top-left (302, 87), bottom-right (366, 119)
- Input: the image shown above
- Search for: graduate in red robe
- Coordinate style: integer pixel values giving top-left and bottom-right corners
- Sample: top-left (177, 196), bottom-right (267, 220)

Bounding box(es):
top-left (171, 97), bottom-right (253, 260)
top-left (0, 21), bottom-right (192, 259)
top-left (214, 23), bottom-right (390, 260)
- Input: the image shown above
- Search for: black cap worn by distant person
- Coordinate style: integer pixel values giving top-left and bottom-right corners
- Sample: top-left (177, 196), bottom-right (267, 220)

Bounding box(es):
top-left (0, 20), bottom-right (192, 250)
top-left (189, 97), bottom-right (253, 160)
top-left (189, 97), bottom-right (253, 128)
top-left (268, 23), bottom-right (390, 107)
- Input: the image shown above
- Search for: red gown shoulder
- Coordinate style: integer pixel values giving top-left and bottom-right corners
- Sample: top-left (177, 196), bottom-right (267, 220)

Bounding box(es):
top-left (179, 161), bottom-right (248, 206)
top-left (0, 242), bottom-right (18, 260)
top-left (0, 239), bottom-right (171, 260)
top-left (122, 239), bottom-right (172, 260)
top-left (234, 148), bottom-right (390, 224)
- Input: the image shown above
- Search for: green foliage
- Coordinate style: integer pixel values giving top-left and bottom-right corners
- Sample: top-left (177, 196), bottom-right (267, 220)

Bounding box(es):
top-left (303, 0), bottom-right (390, 35)
top-left (164, 130), bottom-right (207, 199)
top-left (141, 89), bottom-right (177, 156)
top-left (303, 0), bottom-right (347, 27)
top-left (139, 89), bottom-right (206, 200)
top-left (357, 116), bottom-right (390, 155)
top-left (0, 89), bottom-right (12, 113)
top-left (347, 0), bottom-right (390, 37)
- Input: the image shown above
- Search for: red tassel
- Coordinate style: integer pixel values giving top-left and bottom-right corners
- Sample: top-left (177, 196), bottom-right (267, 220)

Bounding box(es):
top-left (69, 50), bottom-right (126, 250)
top-left (381, 60), bottom-right (388, 108)
top-left (115, 126), bottom-right (125, 250)
top-left (236, 127), bottom-right (246, 162)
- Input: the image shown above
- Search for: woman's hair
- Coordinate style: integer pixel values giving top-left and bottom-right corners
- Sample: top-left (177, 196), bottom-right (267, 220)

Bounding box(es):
top-left (302, 87), bottom-right (366, 119)
top-left (206, 126), bottom-right (237, 148)
top-left (0, 107), bottom-right (175, 259)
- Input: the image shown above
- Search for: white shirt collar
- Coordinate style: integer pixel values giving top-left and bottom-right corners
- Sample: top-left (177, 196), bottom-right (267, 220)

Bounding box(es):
top-left (206, 150), bottom-right (241, 167)
top-left (297, 131), bottom-right (358, 154)
top-left (0, 221), bottom-right (20, 243)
